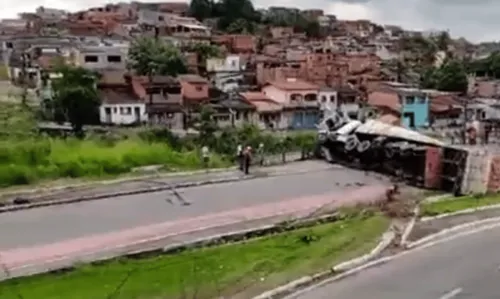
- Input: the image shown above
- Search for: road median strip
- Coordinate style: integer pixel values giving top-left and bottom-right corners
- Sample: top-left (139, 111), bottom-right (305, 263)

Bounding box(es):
top-left (0, 210), bottom-right (389, 299)
top-left (420, 193), bottom-right (500, 217)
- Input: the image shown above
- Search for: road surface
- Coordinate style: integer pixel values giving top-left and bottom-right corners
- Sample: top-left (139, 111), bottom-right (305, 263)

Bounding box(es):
top-left (0, 161), bottom-right (388, 250)
top-left (0, 161), bottom-right (391, 278)
top-left (288, 224), bottom-right (500, 299)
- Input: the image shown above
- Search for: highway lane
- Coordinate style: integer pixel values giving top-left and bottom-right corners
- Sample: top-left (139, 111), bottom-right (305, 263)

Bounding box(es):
top-left (288, 224), bottom-right (500, 299)
top-left (0, 162), bottom-right (386, 250)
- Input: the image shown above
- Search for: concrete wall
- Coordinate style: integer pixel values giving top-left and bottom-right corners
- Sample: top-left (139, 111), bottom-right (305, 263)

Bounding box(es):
top-left (461, 148), bottom-right (490, 194)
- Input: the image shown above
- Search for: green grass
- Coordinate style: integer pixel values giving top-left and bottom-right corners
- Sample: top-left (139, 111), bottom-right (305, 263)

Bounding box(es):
top-left (0, 214), bottom-right (389, 299)
top-left (0, 138), bottom-right (229, 188)
top-left (421, 193), bottom-right (500, 216)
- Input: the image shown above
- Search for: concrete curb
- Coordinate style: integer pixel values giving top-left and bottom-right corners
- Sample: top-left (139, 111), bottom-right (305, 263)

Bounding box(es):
top-left (401, 206), bottom-right (420, 248)
top-left (252, 229), bottom-right (395, 299)
top-left (406, 216), bottom-right (500, 249)
top-left (332, 230), bottom-right (395, 272)
top-left (422, 193), bottom-right (452, 203)
top-left (0, 166), bottom-right (238, 197)
top-left (0, 174), bottom-right (260, 214)
top-left (264, 214), bottom-right (500, 299)
top-left (0, 158), bottom-right (313, 213)
top-left (0, 160), bottom-right (329, 214)
top-left (420, 203), bottom-right (500, 222)
top-left (0, 153), bottom-right (306, 198)
top-left (4, 213), bottom-right (342, 280)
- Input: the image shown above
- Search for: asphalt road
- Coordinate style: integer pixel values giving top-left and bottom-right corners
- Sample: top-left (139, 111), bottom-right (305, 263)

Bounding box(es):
top-left (0, 161), bottom-right (385, 250)
top-left (288, 224), bottom-right (500, 299)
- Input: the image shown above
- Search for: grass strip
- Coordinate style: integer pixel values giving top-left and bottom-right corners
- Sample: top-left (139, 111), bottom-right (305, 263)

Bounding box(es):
top-left (421, 193), bottom-right (500, 216)
top-left (0, 214), bottom-right (389, 299)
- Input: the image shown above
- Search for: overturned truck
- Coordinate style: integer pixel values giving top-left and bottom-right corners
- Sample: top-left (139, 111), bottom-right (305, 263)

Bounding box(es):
top-left (317, 111), bottom-right (468, 194)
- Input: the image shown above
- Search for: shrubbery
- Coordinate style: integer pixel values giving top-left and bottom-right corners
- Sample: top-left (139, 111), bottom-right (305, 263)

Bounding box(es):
top-left (140, 124), bottom-right (318, 158)
top-left (0, 126), bottom-right (317, 187)
top-left (0, 138), bottom-right (228, 187)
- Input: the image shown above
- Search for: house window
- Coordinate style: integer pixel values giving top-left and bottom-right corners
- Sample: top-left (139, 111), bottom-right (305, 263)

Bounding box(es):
top-left (84, 55), bottom-right (98, 63)
top-left (418, 97), bottom-right (426, 104)
top-left (113, 107), bottom-right (117, 113)
top-left (120, 107), bottom-right (132, 115)
top-left (330, 95), bottom-right (336, 103)
top-left (321, 96), bottom-right (327, 103)
top-left (405, 96), bottom-right (415, 104)
top-left (158, 16), bottom-right (164, 21)
top-left (195, 85), bottom-right (203, 91)
top-left (107, 55), bottom-right (122, 63)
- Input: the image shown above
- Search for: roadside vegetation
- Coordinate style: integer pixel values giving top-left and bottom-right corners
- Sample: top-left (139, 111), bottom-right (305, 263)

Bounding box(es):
top-left (0, 102), bottom-right (316, 188)
top-left (0, 212), bottom-right (389, 299)
top-left (421, 193), bottom-right (500, 216)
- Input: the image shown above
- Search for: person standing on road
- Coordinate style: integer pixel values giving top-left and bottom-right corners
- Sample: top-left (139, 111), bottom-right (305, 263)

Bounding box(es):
top-left (201, 145), bottom-right (209, 169)
top-left (243, 146), bottom-right (252, 175)
top-left (236, 144), bottom-right (243, 171)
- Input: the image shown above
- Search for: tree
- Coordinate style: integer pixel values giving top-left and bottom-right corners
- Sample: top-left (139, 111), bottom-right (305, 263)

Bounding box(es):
top-left (435, 31), bottom-right (451, 52)
top-left (216, 0), bottom-right (259, 33)
top-left (188, 0), bottom-right (213, 21)
top-left (419, 59), bottom-right (468, 93)
top-left (186, 43), bottom-right (221, 65)
top-left (51, 65), bottom-right (101, 136)
top-left (434, 59), bottom-right (468, 93)
top-left (127, 37), bottom-right (188, 76)
top-left (195, 105), bottom-right (218, 147)
top-left (226, 18), bottom-right (251, 34)
top-left (304, 20), bottom-right (321, 38)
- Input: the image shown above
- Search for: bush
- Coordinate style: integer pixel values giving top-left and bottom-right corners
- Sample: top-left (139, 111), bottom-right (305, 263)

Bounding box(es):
top-left (0, 138), bottom-right (228, 187)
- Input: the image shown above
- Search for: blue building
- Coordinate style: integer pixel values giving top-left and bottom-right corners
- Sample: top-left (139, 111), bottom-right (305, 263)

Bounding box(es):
top-left (398, 89), bottom-right (430, 129)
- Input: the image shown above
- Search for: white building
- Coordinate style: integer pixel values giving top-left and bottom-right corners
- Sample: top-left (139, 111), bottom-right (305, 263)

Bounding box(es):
top-left (206, 55), bottom-right (245, 92)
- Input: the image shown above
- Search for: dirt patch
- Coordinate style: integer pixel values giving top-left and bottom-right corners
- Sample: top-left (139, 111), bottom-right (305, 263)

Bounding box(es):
top-left (408, 207), bottom-right (500, 242)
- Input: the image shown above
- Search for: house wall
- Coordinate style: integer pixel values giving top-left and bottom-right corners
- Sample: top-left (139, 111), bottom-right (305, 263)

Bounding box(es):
top-left (216, 111), bottom-right (254, 128)
top-left (318, 90), bottom-right (338, 111)
top-left (76, 46), bottom-right (128, 70)
top-left (262, 85), bottom-right (319, 129)
top-left (401, 94), bottom-right (429, 129)
top-left (290, 110), bottom-right (319, 129)
top-left (252, 112), bottom-right (283, 130)
top-left (206, 55), bottom-right (241, 72)
top-left (149, 112), bottom-right (184, 130)
top-left (262, 85), bottom-right (318, 105)
top-left (100, 103), bottom-right (147, 125)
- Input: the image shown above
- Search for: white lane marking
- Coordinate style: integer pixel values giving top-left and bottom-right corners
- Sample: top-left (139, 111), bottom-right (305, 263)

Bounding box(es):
top-left (440, 288), bottom-right (462, 299)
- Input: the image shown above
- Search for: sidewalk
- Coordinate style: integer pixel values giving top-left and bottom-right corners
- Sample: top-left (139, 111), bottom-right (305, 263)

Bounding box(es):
top-left (0, 159), bottom-right (333, 210)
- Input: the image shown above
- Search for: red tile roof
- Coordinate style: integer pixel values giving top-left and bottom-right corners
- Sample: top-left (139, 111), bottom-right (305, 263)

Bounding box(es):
top-left (240, 92), bottom-right (282, 112)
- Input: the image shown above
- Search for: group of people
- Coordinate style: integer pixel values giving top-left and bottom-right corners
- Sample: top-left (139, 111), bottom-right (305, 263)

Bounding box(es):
top-left (236, 143), bottom-right (264, 174)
